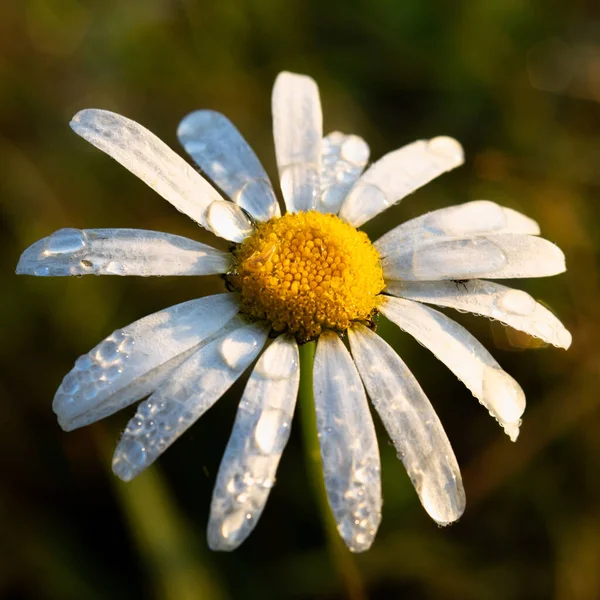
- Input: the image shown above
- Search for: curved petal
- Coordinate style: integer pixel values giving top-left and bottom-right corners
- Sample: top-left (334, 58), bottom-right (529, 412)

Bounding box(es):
top-left (54, 294), bottom-right (241, 431)
top-left (386, 280), bottom-right (572, 349)
top-left (375, 200), bottom-right (541, 257)
top-left (207, 335), bottom-right (300, 551)
top-left (177, 110), bottom-right (280, 221)
top-left (338, 136), bottom-right (464, 227)
top-left (205, 201), bottom-right (254, 243)
top-left (16, 228), bottom-right (230, 277)
top-left (313, 331), bottom-right (382, 552)
top-left (382, 234), bottom-right (566, 281)
top-left (349, 324), bottom-right (465, 525)
top-left (112, 321), bottom-right (269, 481)
top-left (318, 132), bottom-right (369, 215)
top-left (70, 109), bottom-right (224, 228)
top-left (380, 296), bottom-right (525, 441)
top-left (272, 72), bottom-right (322, 213)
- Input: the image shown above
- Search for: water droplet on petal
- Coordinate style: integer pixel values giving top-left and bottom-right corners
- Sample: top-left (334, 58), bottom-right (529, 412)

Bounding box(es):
top-left (45, 228), bottom-right (87, 255)
top-left (255, 344), bottom-right (298, 380)
top-left (279, 163), bottom-right (319, 212)
top-left (341, 136), bottom-right (369, 165)
top-left (497, 289), bottom-right (536, 316)
top-left (254, 408), bottom-right (289, 454)
top-left (34, 265), bottom-right (50, 276)
top-left (105, 261), bottom-right (127, 275)
top-left (427, 136), bottom-right (464, 163)
top-left (220, 509), bottom-right (247, 541)
top-left (218, 328), bottom-right (260, 370)
top-left (482, 366), bottom-right (526, 424)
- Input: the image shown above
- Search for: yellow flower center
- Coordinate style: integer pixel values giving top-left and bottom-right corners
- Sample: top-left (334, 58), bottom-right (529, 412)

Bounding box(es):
top-left (229, 211), bottom-right (384, 343)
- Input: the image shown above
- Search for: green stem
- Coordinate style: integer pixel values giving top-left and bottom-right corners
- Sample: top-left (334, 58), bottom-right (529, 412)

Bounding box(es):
top-left (298, 342), bottom-right (366, 600)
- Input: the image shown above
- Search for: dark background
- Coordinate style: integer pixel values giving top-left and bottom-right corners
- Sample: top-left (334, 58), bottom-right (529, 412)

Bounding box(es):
top-left (1, 1), bottom-right (599, 599)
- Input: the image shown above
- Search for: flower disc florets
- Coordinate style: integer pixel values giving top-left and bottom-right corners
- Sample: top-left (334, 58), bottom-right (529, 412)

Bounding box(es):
top-left (230, 211), bottom-right (384, 343)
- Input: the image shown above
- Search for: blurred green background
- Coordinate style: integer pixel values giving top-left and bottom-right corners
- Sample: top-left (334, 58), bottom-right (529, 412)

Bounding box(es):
top-left (1, 0), bottom-right (599, 598)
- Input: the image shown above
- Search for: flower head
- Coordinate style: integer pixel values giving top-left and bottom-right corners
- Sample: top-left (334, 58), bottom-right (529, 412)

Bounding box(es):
top-left (17, 71), bottom-right (571, 552)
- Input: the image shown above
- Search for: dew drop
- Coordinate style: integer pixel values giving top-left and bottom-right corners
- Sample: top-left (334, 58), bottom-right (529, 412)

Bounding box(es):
top-left (75, 355), bottom-right (93, 371)
top-left (206, 200), bottom-right (253, 243)
top-left (218, 328), bottom-right (260, 370)
top-left (255, 344), bottom-right (298, 380)
top-left (341, 182), bottom-right (389, 225)
top-left (279, 163), bottom-right (319, 212)
top-left (96, 340), bottom-right (120, 363)
top-left (235, 179), bottom-right (279, 221)
top-left (104, 261), bottom-right (127, 275)
top-left (45, 228), bottom-right (87, 255)
top-left (254, 409), bottom-right (289, 454)
top-left (34, 265), bottom-right (50, 276)
top-left (120, 438), bottom-right (147, 468)
top-left (427, 136), bottom-right (464, 163)
top-left (220, 509), bottom-right (247, 542)
top-left (496, 289), bottom-right (536, 316)
top-left (341, 135), bottom-right (369, 165)
top-left (413, 238), bottom-right (507, 279)
top-left (61, 373), bottom-right (79, 394)
top-left (482, 366), bottom-right (525, 424)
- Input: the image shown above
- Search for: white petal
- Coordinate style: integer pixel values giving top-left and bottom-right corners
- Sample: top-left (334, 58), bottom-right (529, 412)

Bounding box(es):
top-left (318, 132), bottom-right (370, 214)
top-left (207, 335), bottom-right (300, 551)
top-left (375, 200), bottom-right (541, 257)
top-left (272, 72), bottom-right (323, 213)
top-left (313, 331), bottom-right (382, 552)
top-left (54, 294), bottom-right (241, 431)
top-left (16, 228), bottom-right (230, 277)
top-left (338, 136), bottom-right (464, 227)
top-left (348, 325), bottom-right (465, 524)
top-left (177, 110), bottom-right (280, 221)
top-left (205, 201), bottom-right (254, 243)
top-left (380, 296), bottom-right (525, 440)
top-left (382, 234), bottom-right (566, 281)
top-left (70, 109), bottom-right (224, 228)
top-left (386, 280), bottom-right (572, 349)
top-left (112, 321), bottom-right (269, 481)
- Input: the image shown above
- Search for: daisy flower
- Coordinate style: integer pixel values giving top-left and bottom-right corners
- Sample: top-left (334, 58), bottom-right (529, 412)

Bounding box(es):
top-left (17, 72), bottom-right (571, 553)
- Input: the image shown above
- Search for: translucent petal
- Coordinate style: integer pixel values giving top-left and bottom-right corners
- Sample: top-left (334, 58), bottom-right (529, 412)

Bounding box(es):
top-left (375, 200), bottom-right (541, 257)
top-left (272, 72), bottom-right (323, 213)
top-left (112, 321), bottom-right (269, 481)
top-left (313, 331), bottom-right (382, 552)
top-left (16, 228), bottom-right (230, 277)
top-left (338, 136), bottom-right (464, 227)
top-left (54, 294), bottom-right (240, 431)
top-left (177, 110), bottom-right (280, 221)
top-left (70, 109), bottom-right (224, 228)
top-left (382, 234), bottom-right (566, 281)
top-left (205, 201), bottom-right (254, 243)
top-left (318, 132), bottom-right (370, 215)
top-left (349, 325), bottom-right (465, 524)
top-left (380, 296), bottom-right (525, 440)
top-left (207, 336), bottom-right (300, 551)
top-left (386, 280), bottom-right (572, 349)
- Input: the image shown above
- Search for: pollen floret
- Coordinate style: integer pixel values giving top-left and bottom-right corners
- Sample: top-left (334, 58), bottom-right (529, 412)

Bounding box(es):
top-left (233, 211), bottom-right (384, 342)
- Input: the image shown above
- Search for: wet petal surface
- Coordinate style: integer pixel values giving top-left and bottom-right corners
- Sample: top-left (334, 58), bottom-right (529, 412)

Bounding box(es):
top-left (338, 136), bottom-right (464, 227)
top-left (313, 331), bottom-right (382, 552)
top-left (16, 228), bottom-right (229, 277)
top-left (112, 321), bottom-right (269, 481)
top-left (272, 72), bottom-right (323, 213)
top-left (380, 296), bottom-right (526, 440)
top-left (70, 109), bottom-right (223, 228)
top-left (208, 335), bottom-right (300, 551)
top-left (178, 110), bottom-right (280, 221)
top-left (349, 324), bottom-right (465, 524)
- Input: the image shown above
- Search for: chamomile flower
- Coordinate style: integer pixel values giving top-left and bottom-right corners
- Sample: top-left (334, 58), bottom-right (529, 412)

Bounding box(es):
top-left (16, 72), bottom-right (571, 553)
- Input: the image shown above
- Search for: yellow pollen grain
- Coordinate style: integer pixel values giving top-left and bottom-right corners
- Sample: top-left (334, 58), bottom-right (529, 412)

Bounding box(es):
top-left (231, 211), bottom-right (384, 343)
